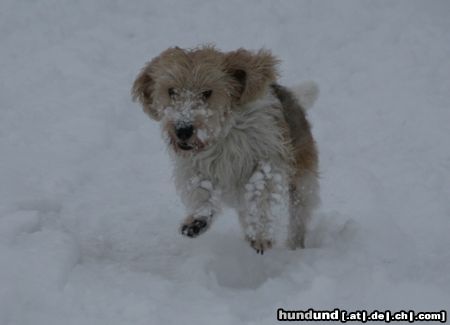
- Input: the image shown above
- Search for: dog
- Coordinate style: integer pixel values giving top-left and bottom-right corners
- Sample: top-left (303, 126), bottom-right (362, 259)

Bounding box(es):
top-left (132, 46), bottom-right (319, 254)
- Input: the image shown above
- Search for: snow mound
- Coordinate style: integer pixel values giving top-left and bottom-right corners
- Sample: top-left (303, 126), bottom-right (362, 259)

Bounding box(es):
top-left (1, 0), bottom-right (449, 324)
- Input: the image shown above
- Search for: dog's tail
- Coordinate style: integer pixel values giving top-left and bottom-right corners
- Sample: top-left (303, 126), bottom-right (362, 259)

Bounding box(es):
top-left (291, 81), bottom-right (319, 111)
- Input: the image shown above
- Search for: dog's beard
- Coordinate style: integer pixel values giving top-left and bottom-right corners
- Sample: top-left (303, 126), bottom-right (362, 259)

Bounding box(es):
top-left (167, 135), bottom-right (206, 156)
top-left (177, 142), bottom-right (194, 151)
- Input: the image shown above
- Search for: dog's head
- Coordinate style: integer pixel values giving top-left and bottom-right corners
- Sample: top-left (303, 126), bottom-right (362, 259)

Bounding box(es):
top-left (132, 46), bottom-right (278, 155)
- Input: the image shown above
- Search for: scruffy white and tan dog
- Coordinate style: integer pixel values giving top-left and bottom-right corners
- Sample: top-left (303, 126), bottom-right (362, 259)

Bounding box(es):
top-left (132, 46), bottom-right (319, 254)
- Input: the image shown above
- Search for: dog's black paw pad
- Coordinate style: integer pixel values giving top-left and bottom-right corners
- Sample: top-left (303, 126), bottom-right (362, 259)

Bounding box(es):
top-left (181, 219), bottom-right (208, 238)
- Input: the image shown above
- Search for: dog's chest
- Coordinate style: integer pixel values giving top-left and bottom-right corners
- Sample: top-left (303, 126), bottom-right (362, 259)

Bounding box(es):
top-left (189, 102), bottom-right (289, 204)
top-left (195, 131), bottom-right (257, 193)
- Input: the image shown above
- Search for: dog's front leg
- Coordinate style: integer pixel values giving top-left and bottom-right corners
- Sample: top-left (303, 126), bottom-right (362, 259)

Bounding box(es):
top-left (179, 177), bottom-right (221, 238)
top-left (239, 162), bottom-right (286, 254)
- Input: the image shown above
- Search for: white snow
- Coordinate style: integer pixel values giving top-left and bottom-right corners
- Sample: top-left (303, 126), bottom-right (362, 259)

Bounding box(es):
top-left (1, 0), bottom-right (450, 324)
top-left (196, 128), bottom-right (209, 143)
top-left (199, 180), bottom-right (213, 191)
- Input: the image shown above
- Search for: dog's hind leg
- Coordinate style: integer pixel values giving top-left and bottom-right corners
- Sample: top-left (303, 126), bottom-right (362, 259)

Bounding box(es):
top-left (287, 172), bottom-right (319, 249)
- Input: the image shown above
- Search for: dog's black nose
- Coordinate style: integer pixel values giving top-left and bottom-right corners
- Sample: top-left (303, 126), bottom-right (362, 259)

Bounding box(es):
top-left (175, 125), bottom-right (194, 141)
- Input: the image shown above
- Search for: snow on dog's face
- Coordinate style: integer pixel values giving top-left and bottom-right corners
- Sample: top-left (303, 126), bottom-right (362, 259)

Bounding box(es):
top-left (132, 46), bottom-right (279, 155)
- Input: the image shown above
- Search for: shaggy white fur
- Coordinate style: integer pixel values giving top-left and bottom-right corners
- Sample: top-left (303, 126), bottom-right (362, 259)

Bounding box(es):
top-left (173, 89), bottom-right (295, 250)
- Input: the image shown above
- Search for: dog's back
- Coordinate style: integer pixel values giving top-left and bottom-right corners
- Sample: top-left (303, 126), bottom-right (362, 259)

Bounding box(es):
top-left (271, 83), bottom-right (319, 178)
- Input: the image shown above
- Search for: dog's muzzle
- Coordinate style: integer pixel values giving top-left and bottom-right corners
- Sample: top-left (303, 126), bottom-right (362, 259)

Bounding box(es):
top-left (175, 125), bottom-right (194, 151)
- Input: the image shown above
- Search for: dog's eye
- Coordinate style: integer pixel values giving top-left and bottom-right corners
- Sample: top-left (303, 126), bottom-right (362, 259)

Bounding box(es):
top-left (168, 88), bottom-right (176, 98)
top-left (201, 90), bottom-right (212, 100)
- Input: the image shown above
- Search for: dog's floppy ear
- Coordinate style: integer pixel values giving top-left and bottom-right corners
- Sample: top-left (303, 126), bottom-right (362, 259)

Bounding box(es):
top-left (224, 49), bottom-right (279, 104)
top-left (131, 58), bottom-right (161, 121)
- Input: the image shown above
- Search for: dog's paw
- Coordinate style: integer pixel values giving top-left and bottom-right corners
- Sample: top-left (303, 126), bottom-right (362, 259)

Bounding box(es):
top-left (246, 236), bottom-right (273, 255)
top-left (180, 217), bottom-right (209, 238)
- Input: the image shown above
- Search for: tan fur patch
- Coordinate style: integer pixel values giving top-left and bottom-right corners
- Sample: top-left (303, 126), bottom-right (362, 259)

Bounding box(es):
top-left (224, 48), bottom-right (280, 105)
top-left (132, 46), bottom-right (281, 120)
top-left (131, 60), bottom-right (161, 120)
top-left (271, 84), bottom-right (318, 180)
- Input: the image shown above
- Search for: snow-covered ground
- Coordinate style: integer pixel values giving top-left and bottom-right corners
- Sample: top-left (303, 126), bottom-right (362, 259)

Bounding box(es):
top-left (1, 1), bottom-right (450, 324)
